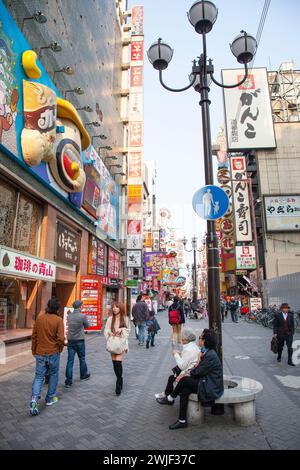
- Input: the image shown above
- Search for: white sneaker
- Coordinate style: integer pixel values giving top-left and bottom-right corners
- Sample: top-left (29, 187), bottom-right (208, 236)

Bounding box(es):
top-left (155, 392), bottom-right (166, 399)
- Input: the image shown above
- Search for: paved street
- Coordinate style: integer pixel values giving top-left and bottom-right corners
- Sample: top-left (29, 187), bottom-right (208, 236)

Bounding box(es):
top-left (0, 311), bottom-right (299, 450)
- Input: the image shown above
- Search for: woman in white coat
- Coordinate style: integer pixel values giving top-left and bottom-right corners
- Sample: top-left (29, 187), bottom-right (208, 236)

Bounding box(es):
top-left (155, 328), bottom-right (200, 401)
top-left (104, 302), bottom-right (131, 395)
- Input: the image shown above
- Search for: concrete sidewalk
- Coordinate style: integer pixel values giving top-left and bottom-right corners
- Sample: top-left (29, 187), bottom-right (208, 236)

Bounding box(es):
top-left (0, 311), bottom-right (299, 450)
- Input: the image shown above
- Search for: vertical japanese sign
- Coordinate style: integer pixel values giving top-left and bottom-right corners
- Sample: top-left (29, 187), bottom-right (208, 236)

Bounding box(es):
top-left (230, 155), bottom-right (253, 242)
top-left (222, 68), bottom-right (276, 151)
top-left (127, 6), bottom-right (144, 251)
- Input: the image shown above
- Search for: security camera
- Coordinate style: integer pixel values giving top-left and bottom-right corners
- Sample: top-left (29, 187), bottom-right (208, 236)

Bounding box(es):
top-left (94, 221), bottom-right (98, 227)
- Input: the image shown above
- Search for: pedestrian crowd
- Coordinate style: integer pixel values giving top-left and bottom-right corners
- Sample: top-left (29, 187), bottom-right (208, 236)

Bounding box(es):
top-left (29, 291), bottom-right (296, 428)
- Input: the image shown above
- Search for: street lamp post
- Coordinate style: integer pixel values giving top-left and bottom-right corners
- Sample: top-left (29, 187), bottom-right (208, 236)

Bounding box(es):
top-left (183, 236), bottom-right (200, 303)
top-left (147, 0), bottom-right (257, 362)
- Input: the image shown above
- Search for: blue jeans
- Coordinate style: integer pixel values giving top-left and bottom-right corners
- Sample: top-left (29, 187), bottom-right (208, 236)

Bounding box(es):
top-left (147, 331), bottom-right (155, 345)
top-left (32, 353), bottom-right (60, 402)
top-left (137, 321), bottom-right (147, 344)
top-left (65, 340), bottom-right (88, 385)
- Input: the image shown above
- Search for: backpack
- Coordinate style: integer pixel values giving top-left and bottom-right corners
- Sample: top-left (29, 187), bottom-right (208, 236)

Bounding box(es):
top-left (169, 308), bottom-right (181, 325)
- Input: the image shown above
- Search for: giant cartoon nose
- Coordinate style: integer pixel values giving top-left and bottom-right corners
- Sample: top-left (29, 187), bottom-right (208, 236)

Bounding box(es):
top-left (63, 152), bottom-right (80, 180)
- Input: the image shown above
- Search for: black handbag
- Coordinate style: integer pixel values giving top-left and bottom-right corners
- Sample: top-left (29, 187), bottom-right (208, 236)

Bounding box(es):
top-left (271, 336), bottom-right (278, 354)
top-left (172, 366), bottom-right (181, 377)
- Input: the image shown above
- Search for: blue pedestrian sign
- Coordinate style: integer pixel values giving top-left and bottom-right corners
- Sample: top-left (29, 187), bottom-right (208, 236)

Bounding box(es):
top-left (192, 185), bottom-right (229, 221)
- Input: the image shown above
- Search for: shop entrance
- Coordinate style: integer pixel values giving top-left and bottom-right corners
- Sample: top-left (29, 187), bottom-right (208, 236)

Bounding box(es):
top-left (52, 282), bottom-right (75, 317)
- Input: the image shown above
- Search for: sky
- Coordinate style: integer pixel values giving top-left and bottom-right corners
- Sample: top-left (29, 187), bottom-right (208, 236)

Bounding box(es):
top-left (128, 0), bottom-right (300, 259)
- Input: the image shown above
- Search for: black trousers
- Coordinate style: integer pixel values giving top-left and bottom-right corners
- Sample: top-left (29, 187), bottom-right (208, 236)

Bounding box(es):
top-left (170, 376), bottom-right (199, 421)
top-left (165, 374), bottom-right (176, 396)
top-left (277, 334), bottom-right (293, 360)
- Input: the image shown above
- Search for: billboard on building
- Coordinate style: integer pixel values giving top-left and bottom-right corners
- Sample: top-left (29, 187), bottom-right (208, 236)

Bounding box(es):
top-left (264, 195), bottom-right (300, 232)
top-left (222, 68), bottom-right (276, 151)
top-left (236, 245), bottom-right (256, 270)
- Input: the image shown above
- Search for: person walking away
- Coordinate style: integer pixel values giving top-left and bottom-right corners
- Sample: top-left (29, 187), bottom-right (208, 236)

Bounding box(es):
top-left (157, 329), bottom-right (223, 430)
top-left (220, 297), bottom-right (226, 323)
top-left (168, 296), bottom-right (185, 346)
top-left (65, 300), bottom-right (91, 387)
top-left (104, 302), bottom-right (131, 395)
top-left (183, 298), bottom-right (191, 318)
top-left (146, 310), bottom-right (161, 348)
top-left (155, 328), bottom-right (199, 400)
top-left (30, 298), bottom-right (65, 416)
top-left (132, 294), bottom-right (149, 346)
top-left (228, 297), bottom-right (239, 323)
top-left (273, 303), bottom-right (295, 366)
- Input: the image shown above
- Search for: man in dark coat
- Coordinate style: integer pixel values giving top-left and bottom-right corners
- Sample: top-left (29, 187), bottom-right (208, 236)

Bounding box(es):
top-left (228, 297), bottom-right (239, 323)
top-left (273, 302), bottom-right (295, 366)
top-left (132, 294), bottom-right (149, 346)
top-left (156, 329), bottom-right (224, 429)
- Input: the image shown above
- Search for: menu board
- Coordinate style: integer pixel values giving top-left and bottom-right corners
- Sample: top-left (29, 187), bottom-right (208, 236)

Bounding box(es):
top-left (0, 298), bottom-right (7, 331)
top-left (89, 237), bottom-right (107, 276)
top-left (80, 276), bottom-right (103, 331)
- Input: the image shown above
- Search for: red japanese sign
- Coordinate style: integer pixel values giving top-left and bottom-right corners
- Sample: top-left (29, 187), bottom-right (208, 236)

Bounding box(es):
top-left (129, 122), bottom-right (143, 147)
top-left (131, 40), bottom-right (144, 62)
top-left (130, 66), bottom-right (143, 88)
top-left (108, 248), bottom-right (121, 279)
top-left (80, 276), bottom-right (103, 331)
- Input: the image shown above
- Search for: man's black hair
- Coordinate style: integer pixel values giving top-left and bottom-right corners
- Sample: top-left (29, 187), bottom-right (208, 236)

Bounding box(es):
top-left (137, 294), bottom-right (143, 302)
top-left (47, 298), bottom-right (60, 314)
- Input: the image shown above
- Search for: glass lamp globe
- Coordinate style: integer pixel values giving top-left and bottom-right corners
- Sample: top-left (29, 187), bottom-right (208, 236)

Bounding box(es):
top-left (230, 31), bottom-right (257, 64)
top-left (147, 38), bottom-right (174, 70)
top-left (187, 1), bottom-right (218, 34)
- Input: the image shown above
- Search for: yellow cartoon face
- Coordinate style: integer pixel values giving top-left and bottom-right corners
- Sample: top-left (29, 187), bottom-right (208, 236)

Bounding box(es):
top-left (21, 80), bottom-right (90, 193)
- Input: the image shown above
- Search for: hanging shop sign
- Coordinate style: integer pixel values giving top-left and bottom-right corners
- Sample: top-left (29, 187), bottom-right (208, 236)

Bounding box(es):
top-left (126, 250), bottom-right (142, 268)
top-left (220, 218), bottom-right (234, 235)
top-left (144, 252), bottom-right (165, 277)
top-left (56, 221), bottom-right (81, 265)
top-left (221, 237), bottom-right (235, 252)
top-left (132, 6), bottom-right (144, 35)
top-left (264, 195), bottom-right (300, 232)
top-left (125, 279), bottom-right (139, 288)
top-left (217, 168), bottom-right (231, 185)
top-left (230, 156), bottom-right (253, 242)
top-left (222, 68), bottom-right (276, 151)
top-left (80, 276), bottom-right (103, 331)
top-left (0, 246), bottom-right (56, 281)
top-left (88, 236), bottom-right (107, 276)
top-left (127, 235), bottom-right (143, 250)
top-left (108, 248), bottom-right (121, 280)
top-left (236, 245), bottom-right (256, 270)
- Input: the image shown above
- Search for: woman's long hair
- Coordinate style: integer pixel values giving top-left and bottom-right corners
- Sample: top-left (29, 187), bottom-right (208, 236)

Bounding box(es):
top-left (111, 302), bottom-right (127, 334)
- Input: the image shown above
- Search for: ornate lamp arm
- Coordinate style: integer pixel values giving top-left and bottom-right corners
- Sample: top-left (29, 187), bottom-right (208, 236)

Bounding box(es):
top-left (159, 70), bottom-right (197, 93)
top-left (208, 61), bottom-right (249, 89)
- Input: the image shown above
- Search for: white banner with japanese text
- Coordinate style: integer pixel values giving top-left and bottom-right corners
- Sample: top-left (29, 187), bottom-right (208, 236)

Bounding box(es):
top-left (236, 245), bottom-right (256, 270)
top-left (222, 68), bottom-right (276, 151)
top-left (230, 155), bottom-right (253, 242)
top-left (264, 195), bottom-right (300, 232)
top-left (0, 246), bottom-right (56, 281)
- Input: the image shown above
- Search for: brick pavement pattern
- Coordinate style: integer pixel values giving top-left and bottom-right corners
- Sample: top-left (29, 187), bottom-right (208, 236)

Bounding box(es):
top-left (0, 311), bottom-right (299, 450)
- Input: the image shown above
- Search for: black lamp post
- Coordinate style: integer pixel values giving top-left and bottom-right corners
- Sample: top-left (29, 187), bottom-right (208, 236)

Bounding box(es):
top-left (183, 236), bottom-right (201, 303)
top-left (147, 0), bottom-right (257, 362)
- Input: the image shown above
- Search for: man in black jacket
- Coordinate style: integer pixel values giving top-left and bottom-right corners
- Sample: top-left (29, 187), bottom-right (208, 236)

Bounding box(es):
top-left (273, 303), bottom-right (295, 366)
top-left (157, 329), bottom-right (224, 429)
top-left (132, 295), bottom-right (149, 346)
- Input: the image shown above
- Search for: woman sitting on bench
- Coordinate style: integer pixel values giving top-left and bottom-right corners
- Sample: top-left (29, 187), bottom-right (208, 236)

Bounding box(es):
top-left (157, 329), bottom-right (224, 430)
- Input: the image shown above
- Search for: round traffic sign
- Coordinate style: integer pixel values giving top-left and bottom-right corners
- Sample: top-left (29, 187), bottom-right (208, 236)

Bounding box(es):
top-left (192, 185), bottom-right (230, 221)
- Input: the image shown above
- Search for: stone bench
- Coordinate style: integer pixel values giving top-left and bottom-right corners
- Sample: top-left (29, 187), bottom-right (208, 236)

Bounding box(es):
top-left (187, 375), bottom-right (263, 427)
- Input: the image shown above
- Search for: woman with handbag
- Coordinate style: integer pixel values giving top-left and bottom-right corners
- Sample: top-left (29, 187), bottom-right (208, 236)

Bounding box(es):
top-left (104, 302), bottom-right (131, 395)
top-left (157, 329), bottom-right (223, 430)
